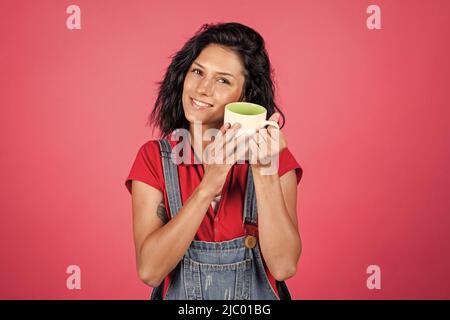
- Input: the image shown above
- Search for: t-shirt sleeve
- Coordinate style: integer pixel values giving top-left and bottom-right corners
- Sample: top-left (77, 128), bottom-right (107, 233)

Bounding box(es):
top-left (277, 147), bottom-right (303, 185)
top-left (125, 140), bottom-right (163, 194)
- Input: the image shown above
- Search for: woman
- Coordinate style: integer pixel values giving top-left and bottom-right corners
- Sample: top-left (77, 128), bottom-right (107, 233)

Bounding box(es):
top-left (125, 22), bottom-right (303, 300)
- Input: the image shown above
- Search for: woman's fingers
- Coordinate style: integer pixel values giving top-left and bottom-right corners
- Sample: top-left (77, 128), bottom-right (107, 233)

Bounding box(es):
top-left (220, 122), bottom-right (231, 136)
top-left (212, 122), bottom-right (230, 146)
top-left (214, 123), bottom-right (240, 161)
top-left (205, 122), bottom-right (230, 163)
top-left (206, 122), bottom-right (284, 167)
top-left (249, 127), bottom-right (282, 165)
top-left (213, 122), bottom-right (238, 148)
top-left (215, 123), bottom-right (243, 164)
top-left (225, 135), bottom-right (249, 164)
top-left (222, 123), bottom-right (241, 148)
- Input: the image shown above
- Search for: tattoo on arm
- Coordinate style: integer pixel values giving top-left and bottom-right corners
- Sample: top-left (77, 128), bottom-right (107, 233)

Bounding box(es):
top-left (157, 201), bottom-right (168, 224)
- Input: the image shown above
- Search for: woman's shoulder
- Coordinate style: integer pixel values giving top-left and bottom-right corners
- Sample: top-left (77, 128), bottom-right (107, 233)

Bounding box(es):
top-left (134, 137), bottom-right (184, 165)
top-left (127, 139), bottom-right (164, 173)
top-left (125, 139), bottom-right (165, 194)
top-left (136, 139), bottom-right (164, 155)
top-left (138, 136), bottom-right (179, 149)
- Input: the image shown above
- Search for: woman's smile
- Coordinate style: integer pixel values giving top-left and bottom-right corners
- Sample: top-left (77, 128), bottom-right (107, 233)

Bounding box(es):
top-left (191, 97), bottom-right (213, 110)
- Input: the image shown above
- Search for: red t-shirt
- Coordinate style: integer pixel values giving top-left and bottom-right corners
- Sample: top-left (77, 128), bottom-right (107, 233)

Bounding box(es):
top-left (125, 136), bottom-right (303, 298)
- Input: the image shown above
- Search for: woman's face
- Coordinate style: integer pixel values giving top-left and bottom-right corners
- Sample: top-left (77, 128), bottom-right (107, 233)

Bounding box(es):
top-left (182, 44), bottom-right (246, 130)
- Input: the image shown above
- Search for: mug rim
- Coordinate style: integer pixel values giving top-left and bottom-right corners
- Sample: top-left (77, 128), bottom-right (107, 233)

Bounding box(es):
top-left (225, 102), bottom-right (266, 116)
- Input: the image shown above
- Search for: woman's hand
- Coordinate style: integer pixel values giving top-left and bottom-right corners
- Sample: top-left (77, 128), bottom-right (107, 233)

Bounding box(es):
top-left (249, 112), bottom-right (287, 173)
top-left (200, 122), bottom-right (248, 197)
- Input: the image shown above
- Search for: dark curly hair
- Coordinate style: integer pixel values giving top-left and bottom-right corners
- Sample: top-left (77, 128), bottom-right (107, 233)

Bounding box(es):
top-left (148, 22), bottom-right (285, 138)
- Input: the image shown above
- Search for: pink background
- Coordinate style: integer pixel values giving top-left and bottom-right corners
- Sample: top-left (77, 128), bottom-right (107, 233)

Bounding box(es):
top-left (1, 0), bottom-right (449, 299)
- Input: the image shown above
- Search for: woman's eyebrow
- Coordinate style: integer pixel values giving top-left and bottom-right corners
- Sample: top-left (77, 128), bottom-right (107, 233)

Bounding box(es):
top-left (193, 62), bottom-right (235, 78)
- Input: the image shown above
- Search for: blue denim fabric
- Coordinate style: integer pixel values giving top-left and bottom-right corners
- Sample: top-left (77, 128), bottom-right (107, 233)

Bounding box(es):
top-left (153, 138), bottom-right (287, 300)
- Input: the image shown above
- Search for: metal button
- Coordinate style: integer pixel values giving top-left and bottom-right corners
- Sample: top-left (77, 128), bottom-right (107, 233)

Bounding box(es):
top-left (244, 235), bottom-right (257, 249)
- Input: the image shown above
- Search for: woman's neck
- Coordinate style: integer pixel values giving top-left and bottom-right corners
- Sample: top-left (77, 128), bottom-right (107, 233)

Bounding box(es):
top-left (189, 121), bottom-right (220, 164)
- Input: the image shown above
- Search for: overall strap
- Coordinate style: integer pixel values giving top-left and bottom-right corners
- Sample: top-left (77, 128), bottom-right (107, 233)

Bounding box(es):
top-left (243, 167), bottom-right (257, 226)
top-left (158, 138), bottom-right (183, 219)
top-left (150, 138), bottom-right (185, 300)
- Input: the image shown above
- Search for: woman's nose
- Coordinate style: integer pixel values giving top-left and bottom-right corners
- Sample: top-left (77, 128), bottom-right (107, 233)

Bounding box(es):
top-left (196, 77), bottom-right (214, 96)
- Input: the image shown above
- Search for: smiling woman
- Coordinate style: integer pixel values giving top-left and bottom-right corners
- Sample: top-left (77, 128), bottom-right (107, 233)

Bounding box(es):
top-left (125, 22), bottom-right (303, 300)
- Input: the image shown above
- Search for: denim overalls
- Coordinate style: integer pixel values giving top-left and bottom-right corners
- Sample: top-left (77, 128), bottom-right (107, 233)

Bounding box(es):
top-left (150, 138), bottom-right (291, 300)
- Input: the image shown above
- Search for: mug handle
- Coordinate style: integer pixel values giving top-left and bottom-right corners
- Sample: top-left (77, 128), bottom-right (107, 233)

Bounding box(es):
top-left (261, 120), bottom-right (280, 129)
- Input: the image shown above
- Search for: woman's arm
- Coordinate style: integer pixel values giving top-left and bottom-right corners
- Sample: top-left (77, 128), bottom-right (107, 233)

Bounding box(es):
top-left (132, 179), bottom-right (216, 287)
top-left (251, 166), bottom-right (302, 281)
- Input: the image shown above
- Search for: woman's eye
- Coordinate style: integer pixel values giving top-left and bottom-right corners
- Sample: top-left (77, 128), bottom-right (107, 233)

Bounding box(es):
top-left (191, 68), bottom-right (229, 84)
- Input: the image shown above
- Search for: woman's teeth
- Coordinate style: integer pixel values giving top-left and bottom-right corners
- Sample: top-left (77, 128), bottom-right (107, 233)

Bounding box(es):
top-left (192, 98), bottom-right (212, 109)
